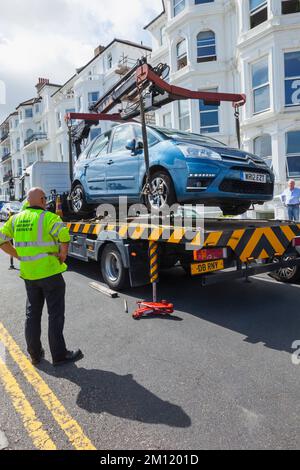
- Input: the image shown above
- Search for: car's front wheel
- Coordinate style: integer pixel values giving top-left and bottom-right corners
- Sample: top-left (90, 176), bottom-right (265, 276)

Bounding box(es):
top-left (70, 184), bottom-right (96, 217)
top-left (220, 204), bottom-right (251, 216)
top-left (145, 171), bottom-right (176, 212)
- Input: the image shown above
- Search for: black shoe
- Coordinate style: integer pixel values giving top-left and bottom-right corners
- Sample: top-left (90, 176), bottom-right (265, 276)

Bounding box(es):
top-left (53, 349), bottom-right (84, 367)
top-left (30, 348), bottom-right (45, 366)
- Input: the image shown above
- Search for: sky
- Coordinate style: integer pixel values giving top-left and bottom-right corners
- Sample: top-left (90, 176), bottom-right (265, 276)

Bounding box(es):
top-left (0, 0), bottom-right (163, 123)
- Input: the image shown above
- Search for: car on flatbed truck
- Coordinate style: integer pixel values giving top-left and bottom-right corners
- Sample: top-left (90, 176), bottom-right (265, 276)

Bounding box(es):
top-left (70, 124), bottom-right (274, 218)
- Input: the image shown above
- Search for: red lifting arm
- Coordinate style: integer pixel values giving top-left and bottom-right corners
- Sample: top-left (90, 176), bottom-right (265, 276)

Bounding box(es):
top-left (136, 63), bottom-right (246, 107)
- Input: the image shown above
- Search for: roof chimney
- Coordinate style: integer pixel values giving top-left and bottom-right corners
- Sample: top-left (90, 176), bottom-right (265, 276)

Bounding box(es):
top-left (36, 78), bottom-right (50, 92)
top-left (94, 45), bottom-right (105, 57)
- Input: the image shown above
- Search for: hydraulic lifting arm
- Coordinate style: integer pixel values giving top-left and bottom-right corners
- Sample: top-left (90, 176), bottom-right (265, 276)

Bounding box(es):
top-left (65, 58), bottom-right (246, 183)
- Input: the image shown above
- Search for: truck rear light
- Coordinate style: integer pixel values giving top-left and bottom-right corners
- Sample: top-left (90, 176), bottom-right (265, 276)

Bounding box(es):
top-left (193, 248), bottom-right (227, 262)
top-left (292, 237), bottom-right (300, 247)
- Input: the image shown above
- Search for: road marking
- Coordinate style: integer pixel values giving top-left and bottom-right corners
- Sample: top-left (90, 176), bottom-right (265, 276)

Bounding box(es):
top-left (0, 323), bottom-right (96, 451)
top-left (0, 356), bottom-right (56, 450)
top-left (254, 276), bottom-right (300, 288)
top-left (0, 429), bottom-right (9, 450)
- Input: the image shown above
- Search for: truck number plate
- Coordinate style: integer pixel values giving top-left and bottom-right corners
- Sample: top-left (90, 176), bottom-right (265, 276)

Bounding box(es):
top-left (191, 260), bottom-right (224, 276)
top-left (243, 172), bottom-right (267, 183)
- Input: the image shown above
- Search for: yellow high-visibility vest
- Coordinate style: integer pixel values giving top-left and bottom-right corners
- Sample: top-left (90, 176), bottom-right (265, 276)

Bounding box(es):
top-left (0, 208), bottom-right (70, 281)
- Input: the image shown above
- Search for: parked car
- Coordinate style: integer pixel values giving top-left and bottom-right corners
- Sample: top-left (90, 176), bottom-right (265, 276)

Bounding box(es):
top-left (0, 201), bottom-right (7, 212)
top-left (0, 201), bottom-right (22, 222)
top-left (70, 123), bottom-right (274, 216)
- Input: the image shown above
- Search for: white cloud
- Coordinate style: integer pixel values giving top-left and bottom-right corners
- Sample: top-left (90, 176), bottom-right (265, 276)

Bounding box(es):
top-left (0, 0), bottom-right (162, 122)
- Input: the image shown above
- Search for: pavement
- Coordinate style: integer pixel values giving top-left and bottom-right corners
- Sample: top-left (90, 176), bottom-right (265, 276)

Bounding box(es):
top-left (0, 248), bottom-right (300, 450)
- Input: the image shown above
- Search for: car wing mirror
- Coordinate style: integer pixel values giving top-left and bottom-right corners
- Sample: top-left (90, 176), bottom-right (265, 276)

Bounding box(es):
top-left (136, 141), bottom-right (144, 150)
top-left (126, 139), bottom-right (136, 152)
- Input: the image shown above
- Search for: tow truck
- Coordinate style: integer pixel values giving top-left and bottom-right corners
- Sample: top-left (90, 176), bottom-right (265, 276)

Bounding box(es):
top-left (52, 58), bottom-right (300, 293)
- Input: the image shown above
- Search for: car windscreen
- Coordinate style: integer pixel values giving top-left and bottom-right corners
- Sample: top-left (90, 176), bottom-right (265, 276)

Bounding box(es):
top-left (152, 126), bottom-right (226, 147)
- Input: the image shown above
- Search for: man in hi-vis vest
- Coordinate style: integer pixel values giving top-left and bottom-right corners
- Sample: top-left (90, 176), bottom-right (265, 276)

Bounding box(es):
top-left (0, 187), bottom-right (83, 367)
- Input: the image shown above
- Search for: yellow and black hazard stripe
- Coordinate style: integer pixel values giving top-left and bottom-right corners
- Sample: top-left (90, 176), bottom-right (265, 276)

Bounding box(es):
top-left (149, 241), bottom-right (159, 284)
top-left (67, 222), bottom-right (202, 246)
top-left (66, 221), bottom-right (300, 263)
top-left (202, 224), bottom-right (300, 262)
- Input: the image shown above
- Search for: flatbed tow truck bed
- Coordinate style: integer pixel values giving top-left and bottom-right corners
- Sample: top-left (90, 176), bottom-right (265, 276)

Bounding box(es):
top-left (64, 215), bottom-right (300, 290)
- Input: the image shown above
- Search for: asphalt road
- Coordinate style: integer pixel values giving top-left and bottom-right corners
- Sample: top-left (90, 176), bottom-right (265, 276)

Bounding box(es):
top-left (0, 248), bottom-right (300, 450)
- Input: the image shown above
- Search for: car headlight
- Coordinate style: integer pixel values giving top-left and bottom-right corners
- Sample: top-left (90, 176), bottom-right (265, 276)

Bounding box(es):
top-left (178, 144), bottom-right (221, 160)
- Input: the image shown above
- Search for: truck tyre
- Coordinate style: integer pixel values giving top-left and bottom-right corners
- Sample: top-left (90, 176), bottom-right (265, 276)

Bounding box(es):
top-left (101, 244), bottom-right (129, 291)
top-left (270, 255), bottom-right (300, 283)
top-left (145, 171), bottom-right (176, 212)
top-left (70, 184), bottom-right (97, 217)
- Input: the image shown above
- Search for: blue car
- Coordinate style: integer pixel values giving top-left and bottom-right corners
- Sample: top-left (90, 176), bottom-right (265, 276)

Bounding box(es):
top-left (70, 123), bottom-right (274, 216)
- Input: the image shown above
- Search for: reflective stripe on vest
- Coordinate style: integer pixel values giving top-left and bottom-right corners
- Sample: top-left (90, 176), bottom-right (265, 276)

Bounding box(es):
top-left (19, 253), bottom-right (54, 262)
top-left (50, 222), bottom-right (65, 237)
top-left (15, 242), bottom-right (57, 248)
top-left (0, 233), bottom-right (11, 242)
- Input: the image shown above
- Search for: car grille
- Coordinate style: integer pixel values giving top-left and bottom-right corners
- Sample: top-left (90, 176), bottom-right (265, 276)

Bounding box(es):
top-left (219, 179), bottom-right (273, 195)
top-left (221, 155), bottom-right (266, 166)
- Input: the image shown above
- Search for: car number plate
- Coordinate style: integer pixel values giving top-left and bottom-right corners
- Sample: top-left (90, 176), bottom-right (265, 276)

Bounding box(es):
top-left (191, 260), bottom-right (224, 276)
top-left (243, 172), bottom-right (267, 183)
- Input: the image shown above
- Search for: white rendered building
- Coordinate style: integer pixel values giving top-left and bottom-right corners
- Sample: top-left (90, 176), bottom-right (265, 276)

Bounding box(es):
top-left (145, 0), bottom-right (300, 213)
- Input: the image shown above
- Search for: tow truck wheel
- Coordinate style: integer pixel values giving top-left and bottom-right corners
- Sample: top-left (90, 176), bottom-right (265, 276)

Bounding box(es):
top-left (270, 255), bottom-right (300, 283)
top-left (101, 244), bottom-right (129, 291)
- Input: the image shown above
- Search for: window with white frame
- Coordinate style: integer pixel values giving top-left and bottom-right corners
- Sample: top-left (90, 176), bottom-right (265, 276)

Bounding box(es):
top-left (282, 0), bottom-right (300, 14)
top-left (25, 108), bottom-right (33, 119)
top-left (56, 111), bottom-right (62, 129)
top-left (249, 0), bottom-right (268, 29)
top-left (195, 0), bottom-right (214, 3)
top-left (284, 51), bottom-right (300, 107)
top-left (159, 26), bottom-right (166, 46)
top-left (199, 89), bottom-right (220, 134)
top-left (107, 53), bottom-right (113, 69)
top-left (254, 134), bottom-right (272, 168)
top-left (286, 131), bottom-right (300, 177)
top-left (173, 0), bottom-right (185, 16)
top-left (77, 96), bottom-right (83, 112)
top-left (197, 31), bottom-right (216, 63)
top-left (178, 100), bottom-right (190, 131)
top-left (252, 58), bottom-right (270, 114)
top-left (176, 39), bottom-right (187, 70)
top-left (88, 91), bottom-right (100, 107)
top-left (162, 112), bottom-right (172, 128)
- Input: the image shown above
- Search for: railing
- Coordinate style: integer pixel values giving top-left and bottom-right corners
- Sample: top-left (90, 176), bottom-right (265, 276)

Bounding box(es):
top-left (2, 153), bottom-right (11, 162)
top-left (0, 132), bottom-right (9, 143)
top-left (24, 133), bottom-right (47, 147)
top-left (3, 171), bottom-right (12, 183)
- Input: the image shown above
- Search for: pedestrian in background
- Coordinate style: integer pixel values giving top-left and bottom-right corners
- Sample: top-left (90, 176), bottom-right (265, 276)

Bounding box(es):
top-left (281, 179), bottom-right (300, 222)
top-left (0, 187), bottom-right (83, 367)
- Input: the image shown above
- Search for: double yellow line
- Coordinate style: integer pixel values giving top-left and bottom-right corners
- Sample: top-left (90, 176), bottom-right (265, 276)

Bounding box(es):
top-left (0, 322), bottom-right (96, 450)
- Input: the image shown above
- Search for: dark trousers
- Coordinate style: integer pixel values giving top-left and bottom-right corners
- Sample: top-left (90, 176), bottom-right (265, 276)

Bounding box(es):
top-left (25, 274), bottom-right (67, 361)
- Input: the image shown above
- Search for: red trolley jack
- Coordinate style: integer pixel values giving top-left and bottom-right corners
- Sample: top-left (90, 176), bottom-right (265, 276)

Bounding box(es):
top-left (133, 300), bottom-right (174, 320)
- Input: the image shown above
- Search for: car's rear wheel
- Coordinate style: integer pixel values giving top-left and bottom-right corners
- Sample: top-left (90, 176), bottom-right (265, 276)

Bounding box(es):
top-left (145, 171), bottom-right (176, 212)
top-left (100, 244), bottom-right (129, 291)
top-left (220, 204), bottom-right (251, 216)
top-left (70, 184), bottom-right (97, 217)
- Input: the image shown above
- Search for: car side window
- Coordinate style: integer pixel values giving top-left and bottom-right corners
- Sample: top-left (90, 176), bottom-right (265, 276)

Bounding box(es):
top-left (89, 133), bottom-right (110, 159)
top-left (111, 125), bottom-right (134, 153)
top-left (133, 125), bottom-right (159, 147)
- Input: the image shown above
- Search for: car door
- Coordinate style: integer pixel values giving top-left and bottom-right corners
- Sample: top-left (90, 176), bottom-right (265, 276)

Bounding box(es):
top-left (84, 132), bottom-right (110, 199)
top-left (104, 124), bottom-right (141, 200)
